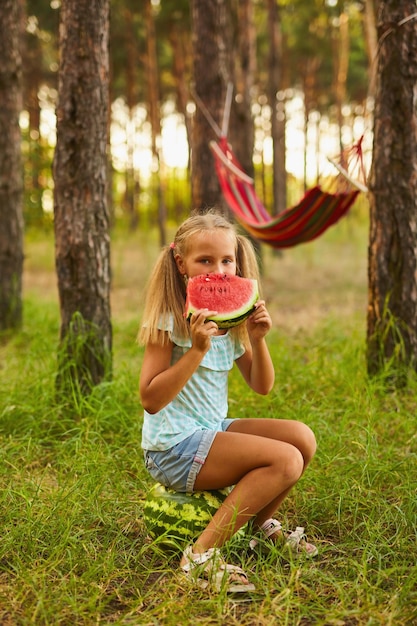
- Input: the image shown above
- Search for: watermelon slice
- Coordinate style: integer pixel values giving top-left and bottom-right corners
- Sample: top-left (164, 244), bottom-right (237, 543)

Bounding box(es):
top-left (185, 273), bottom-right (258, 329)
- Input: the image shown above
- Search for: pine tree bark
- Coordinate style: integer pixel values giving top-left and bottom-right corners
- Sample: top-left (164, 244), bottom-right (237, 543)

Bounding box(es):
top-left (123, 5), bottom-right (140, 231)
top-left (53, 0), bottom-right (111, 394)
top-left (333, 12), bottom-right (350, 158)
top-left (367, 0), bottom-right (417, 378)
top-left (0, 0), bottom-right (24, 331)
top-left (169, 19), bottom-right (192, 174)
top-left (23, 2), bottom-right (45, 225)
top-left (266, 0), bottom-right (287, 215)
top-left (363, 0), bottom-right (378, 98)
top-left (145, 0), bottom-right (167, 245)
top-left (233, 0), bottom-right (255, 180)
top-left (190, 0), bottom-right (234, 212)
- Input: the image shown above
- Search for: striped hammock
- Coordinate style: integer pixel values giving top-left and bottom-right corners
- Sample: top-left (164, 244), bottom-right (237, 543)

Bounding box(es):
top-left (210, 136), bottom-right (364, 249)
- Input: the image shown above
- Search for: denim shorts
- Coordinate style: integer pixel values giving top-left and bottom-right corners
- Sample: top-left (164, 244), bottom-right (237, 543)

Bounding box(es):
top-left (143, 419), bottom-right (235, 493)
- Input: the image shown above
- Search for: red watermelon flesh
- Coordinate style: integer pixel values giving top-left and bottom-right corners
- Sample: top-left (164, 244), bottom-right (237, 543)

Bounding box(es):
top-left (185, 273), bottom-right (258, 329)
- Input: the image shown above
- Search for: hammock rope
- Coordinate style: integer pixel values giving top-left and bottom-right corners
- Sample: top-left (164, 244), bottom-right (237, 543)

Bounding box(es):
top-left (210, 136), bottom-right (365, 249)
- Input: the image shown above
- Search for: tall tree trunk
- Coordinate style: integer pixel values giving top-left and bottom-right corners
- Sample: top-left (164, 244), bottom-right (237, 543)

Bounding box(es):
top-left (169, 20), bottom-right (192, 171)
top-left (0, 0), bottom-right (24, 331)
top-left (302, 57), bottom-right (319, 192)
top-left (333, 12), bottom-right (350, 159)
top-left (367, 0), bottom-right (417, 379)
top-left (233, 0), bottom-right (255, 180)
top-left (266, 0), bottom-right (287, 215)
top-left (190, 0), bottom-right (234, 212)
top-left (53, 0), bottom-right (111, 395)
top-left (230, 0), bottom-right (262, 261)
top-left (363, 0), bottom-right (378, 99)
top-left (123, 6), bottom-right (140, 231)
top-left (145, 0), bottom-right (166, 245)
top-left (23, 15), bottom-right (44, 226)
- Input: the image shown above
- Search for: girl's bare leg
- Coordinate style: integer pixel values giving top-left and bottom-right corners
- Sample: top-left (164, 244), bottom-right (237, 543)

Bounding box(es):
top-left (189, 440), bottom-right (302, 553)
top-left (187, 419), bottom-right (316, 554)
top-left (227, 419), bottom-right (316, 529)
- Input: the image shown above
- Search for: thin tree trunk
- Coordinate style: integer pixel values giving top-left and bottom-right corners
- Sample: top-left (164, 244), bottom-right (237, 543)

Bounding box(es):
top-left (169, 21), bottom-right (192, 171)
top-left (302, 57), bottom-right (319, 192)
top-left (333, 12), bottom-right (350, 159)
top-left (123, 6), bottom-right (140, 230)
top-left (267, 0), bottom-right (286, 215)
top-left (145, 0), bottom-right (166, 245)
top-left (363, 0), bottom-right (378, 98)
top-left (233, 0), bottom-right (255, 179)
top-left (23, 20), bottom-right (44, 225)
top-left (0, 0), bottom-right (24, 331)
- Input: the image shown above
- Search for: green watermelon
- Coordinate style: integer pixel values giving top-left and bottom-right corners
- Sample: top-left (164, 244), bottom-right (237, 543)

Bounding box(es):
top-left (185, 273), bottom-right (259, 329)
top-left (143, 483), bottom-right (230, 548)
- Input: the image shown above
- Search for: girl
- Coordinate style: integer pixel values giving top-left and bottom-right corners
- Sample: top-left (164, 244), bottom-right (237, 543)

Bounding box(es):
top-left (139, 210), bottom-right (317, 593)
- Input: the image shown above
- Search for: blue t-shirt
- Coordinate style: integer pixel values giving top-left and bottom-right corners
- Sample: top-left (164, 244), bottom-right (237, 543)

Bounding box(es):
top-left (141, 318), bottom-right (245, 451)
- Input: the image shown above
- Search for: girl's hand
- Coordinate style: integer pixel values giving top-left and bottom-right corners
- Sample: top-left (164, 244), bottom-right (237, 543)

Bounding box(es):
top-left (189, 309), bottom-right (219, 353)
top-left (246, 300), bottom-right (272, 341)
top-left (236, 300), bottom-right (274, 394)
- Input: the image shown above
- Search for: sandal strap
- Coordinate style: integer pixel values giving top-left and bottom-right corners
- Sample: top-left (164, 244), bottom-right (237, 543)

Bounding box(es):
top-left (213, 562), bottom-right (254, 593)
top-left (181, 545), bottom-right (220, 573)
top-left (249, 518), bottom-right (282, 549)
top-left (181, 544), bottom-right (255, 593)
top-left (260, 518), bottom-right (282, 538)
top-left (217, 562), bottom-right (248, 577)
top-left (249, 520), bottom-right (319, 557)
top-left (285, 526), bottom-right (318, 557)
top-left (285, 526), bottom-right (306, 547)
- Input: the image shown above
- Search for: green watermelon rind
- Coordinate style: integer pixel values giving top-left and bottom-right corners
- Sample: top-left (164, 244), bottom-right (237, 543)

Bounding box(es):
top-left (186, 275), bottom-right (259, 329)
top-left (143, 483), bottom-right (230, 545)
top-left (205, 305), bottom-right (257, 329)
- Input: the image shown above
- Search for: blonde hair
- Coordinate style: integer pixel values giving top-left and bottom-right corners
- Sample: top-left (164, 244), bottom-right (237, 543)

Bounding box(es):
top-left (138, 210), bottom-right (261, 346)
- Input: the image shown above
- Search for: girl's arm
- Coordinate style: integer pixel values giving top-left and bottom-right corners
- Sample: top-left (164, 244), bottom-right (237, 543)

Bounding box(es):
top-left (139, 310), bottom-right (219, 414)
top-left (235, 301), bottom-right (275, 395)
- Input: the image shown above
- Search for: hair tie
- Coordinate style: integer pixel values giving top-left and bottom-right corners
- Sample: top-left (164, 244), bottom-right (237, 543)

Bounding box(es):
top-left (169, 242), bottom-right (175, 250)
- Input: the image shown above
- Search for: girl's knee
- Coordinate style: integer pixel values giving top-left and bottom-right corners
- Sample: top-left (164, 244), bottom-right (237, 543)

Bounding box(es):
top-left (277, 445), bottom-right (304, 485)
top-left (294, 422), bottom-right (317, 465)
top-left (304, 424), bottom-right (317, 459)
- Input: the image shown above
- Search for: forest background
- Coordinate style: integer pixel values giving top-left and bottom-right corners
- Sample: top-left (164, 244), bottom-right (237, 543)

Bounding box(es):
top-left (22, 0), bottom-right (372, 231)
top-left (1, 1), bottom-right (416, 624)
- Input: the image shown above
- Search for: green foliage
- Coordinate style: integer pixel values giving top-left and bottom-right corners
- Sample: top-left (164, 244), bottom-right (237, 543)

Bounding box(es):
top-left (56, 311), bottom-right (113, 402)
top-left (366, 294), bottom-right (416, 385)
top-left (22, 0), bottom-right (370, 230)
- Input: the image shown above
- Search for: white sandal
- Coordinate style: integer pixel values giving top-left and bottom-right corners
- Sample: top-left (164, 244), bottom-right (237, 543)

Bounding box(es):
top-left (181, 544), bottom-right (256, 593)
top-left (249, 518), bottom-right (318, 557)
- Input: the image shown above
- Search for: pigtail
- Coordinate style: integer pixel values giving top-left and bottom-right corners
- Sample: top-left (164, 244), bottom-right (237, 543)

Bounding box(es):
top-left (233, 234), bottom-right (262, 346)
top-left (137, 244), bottom-right (187, 345)
top-left (236, 235), bottom-right (261, 288)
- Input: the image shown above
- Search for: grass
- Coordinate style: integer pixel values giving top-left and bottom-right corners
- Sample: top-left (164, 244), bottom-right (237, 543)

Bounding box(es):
top-left (0, 218), bottom-right (416, 625)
